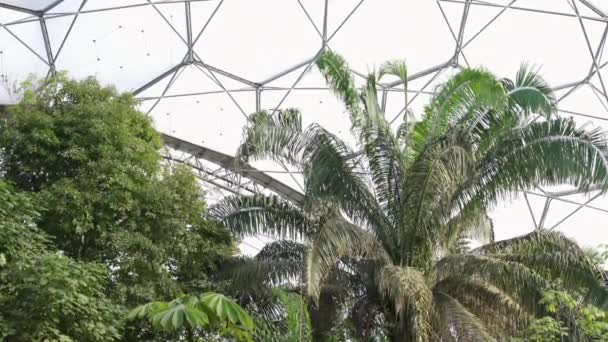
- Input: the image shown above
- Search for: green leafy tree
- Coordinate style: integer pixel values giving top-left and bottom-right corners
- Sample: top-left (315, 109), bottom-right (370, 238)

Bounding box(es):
top-left (513, 290), bottom-right (608, 341)
top-left (0, 181), bottom-right (122, 341)
top-left (512, 317), bottom-right (568, 342)
top-left (0, 253), bottom-right (123, 341)
top-left (211, 51), bottom-right (608, 340)
top-left (0, 76), bottom-right (235, 341)
top-left (128, 292), bottom-right (254, 341)
top-left (0, 75), bottom-right (235, 308)
top-left (0, 181), bottom-right (48, 261)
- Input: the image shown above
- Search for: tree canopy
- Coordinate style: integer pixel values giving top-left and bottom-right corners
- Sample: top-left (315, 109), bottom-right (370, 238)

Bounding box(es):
top-left (0, 75), bottom-right (236, 341)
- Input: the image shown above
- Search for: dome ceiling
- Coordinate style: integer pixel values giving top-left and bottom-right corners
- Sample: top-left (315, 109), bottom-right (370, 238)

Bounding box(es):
top-left (1, 0), bottom-right (608, 253)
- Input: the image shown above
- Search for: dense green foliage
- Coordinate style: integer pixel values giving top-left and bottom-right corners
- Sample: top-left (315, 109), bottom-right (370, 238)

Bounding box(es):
top-left (1, 252), bottom-right (123, 341)
top-left (128, 292), bottom-right (254, 341)
top-left (212, 51), bottom-right (608, 341)
top-left (0, 76), bottom-right (235, 341)
top-left (252, 289), bottom-right (314, 341)
top-left (0, 181), bottom-right (122, 341)
top-left (512, 290), bottom-right (608, 341)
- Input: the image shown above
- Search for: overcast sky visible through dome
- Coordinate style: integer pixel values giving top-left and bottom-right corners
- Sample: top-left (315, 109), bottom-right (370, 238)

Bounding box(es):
top-left (1, 0), bottom-right (608, 255)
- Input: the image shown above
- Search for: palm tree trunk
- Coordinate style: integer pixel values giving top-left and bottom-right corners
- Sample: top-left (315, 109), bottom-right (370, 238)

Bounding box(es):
top-left (389, 312), bottom-right (416, 342)
top-left (308, 290), bottom-right (338, 341)
top-left (389, 328), bottom-right (416, 342)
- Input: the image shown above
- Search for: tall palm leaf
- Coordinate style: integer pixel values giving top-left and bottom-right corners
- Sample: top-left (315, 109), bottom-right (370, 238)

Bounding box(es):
top-left (212, 50), bottom-right (608, 341)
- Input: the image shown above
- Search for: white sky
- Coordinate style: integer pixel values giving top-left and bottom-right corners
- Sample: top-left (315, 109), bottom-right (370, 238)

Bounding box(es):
top-left (2, 0), bottom-right (608, 256)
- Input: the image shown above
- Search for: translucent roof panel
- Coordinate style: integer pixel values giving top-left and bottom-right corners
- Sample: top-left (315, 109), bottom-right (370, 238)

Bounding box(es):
top-left (1, 0), bottom-right (57, 11)
top-left (2, 0), bottom-right (608, 254)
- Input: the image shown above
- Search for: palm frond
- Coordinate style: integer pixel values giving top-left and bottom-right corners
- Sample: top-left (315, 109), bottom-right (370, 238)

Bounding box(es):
top-left (359, 73), bottom-right (407, 226)
top-left (409, 68), bottom-right (506, 160)
top-left (459, 117), bottom-right (608, 212)
top-left (301, 124), bottom-right (393, 244)
top-left (433, 277), bottom-right (526, 335)
top-left (403, 130), bottom-right (475, 265)
top-left (434, 254), bottom-right (548, 312)
top-left (237, 109), bottom-right (308, 168)
top-left (440, 202), bottom-right (494, 254)
top-left (377, 264), bottom-right (433, 341)
top-left (256, 240), bottom-right (307, 263)
top-left (315, 50), bottom-right (363, 127)
top-left (502, 64), bottom-right (556, 117)
top-left (474, 229), bottom-right (580, 255)
top-left (433, 291), bottom-right (493, 341)
top-left (210, 194), bottom-right (310, 240)
top-left (222, 241), bottom-right (305, 294)
top-left (493, 250), bottom-right (608, 306)
top-left (396, 109), bottom-right (416, 150)
top-left (307, 214), bottom-right (389, 300)
top-left (221, 257), bottom-right (302, 294)
top-left (379, 60), bottom-right (408, 85)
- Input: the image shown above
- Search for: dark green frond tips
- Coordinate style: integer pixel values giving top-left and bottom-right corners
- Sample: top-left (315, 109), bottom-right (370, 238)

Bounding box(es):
top-left (316, 50), bottom-right (362, 124)
top-left (502, 63), bottom-right (556, 117)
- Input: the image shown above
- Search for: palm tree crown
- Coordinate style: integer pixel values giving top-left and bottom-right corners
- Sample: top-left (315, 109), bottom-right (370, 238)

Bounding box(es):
top-left (212, 50), bottom-right (608, 341)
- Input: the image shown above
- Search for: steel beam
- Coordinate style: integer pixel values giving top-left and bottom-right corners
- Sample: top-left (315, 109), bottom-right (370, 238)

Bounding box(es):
top-left (259, 56), bottom-right (316, 85)
top-left (0, 2), bottom-right (40, 15)
top-left (440, 0), bottom-right (607, 23)
top-left (39, 18), bottom-right (54, 75)
top-left (296, 0), bottom-right (323, 40)
top-left (0, 22), bottom-right (48, 65)
top-left (147, 0), bottom-right (188, 46)
top-left (191, 0), bottom-right (224, 47)
top-left (549, 192), bottom-right (603, 230)
top-left (461, 0), bottom-right (518, 50)
top-left (166, 155), bottom-right (258, 195)
top-left (193, 60), bottom-right (258, 87)
top-left (322, 0), bottom-right (329, 43)
top-left (185, 1), bottom-right (194, 62)
top-left (133, 63), bottom-right (184, 95)
top-left (579, 0), bottom-right (608, 19)
top-left (42, 0), bottom-right (65, 13)
top-left (327, 0), bottom-right (366, 42)
top-left (571, 0), bottom-right (608, 102)
top-left (162, 133), bottom-right (306, 205)
top-left (447, 0), bottom-right (470, 66)
top-left (52, 0), bottom-right (87, 66)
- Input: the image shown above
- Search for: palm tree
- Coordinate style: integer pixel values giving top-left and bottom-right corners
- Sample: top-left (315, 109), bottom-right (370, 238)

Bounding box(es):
top-left (211, 50), bottom-right (608, 341)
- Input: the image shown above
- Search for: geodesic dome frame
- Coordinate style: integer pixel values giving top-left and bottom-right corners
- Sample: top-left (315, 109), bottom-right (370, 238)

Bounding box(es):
top-left (2, 0), bottom-right (608, 251)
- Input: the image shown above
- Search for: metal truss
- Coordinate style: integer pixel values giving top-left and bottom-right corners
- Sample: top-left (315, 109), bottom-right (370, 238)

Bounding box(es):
top-left (163, 133), bottom-right (305, 204)
top-left (2, 0), bottom-right (608, 234)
